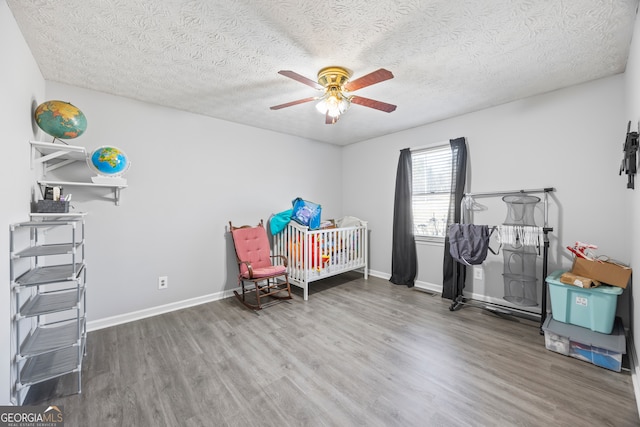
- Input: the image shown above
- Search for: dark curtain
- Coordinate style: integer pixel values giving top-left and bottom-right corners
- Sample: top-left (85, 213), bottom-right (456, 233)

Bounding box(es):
top-left (442, 137), bottom-right (468, 300)
top-left (390, 148), bottom-right (417, 287)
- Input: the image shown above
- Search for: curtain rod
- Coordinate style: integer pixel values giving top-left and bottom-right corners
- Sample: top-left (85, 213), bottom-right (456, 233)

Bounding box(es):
top-left (464, 187), bottom-right (555, 198)
top-left (409, 141), bottom-right (449, 151)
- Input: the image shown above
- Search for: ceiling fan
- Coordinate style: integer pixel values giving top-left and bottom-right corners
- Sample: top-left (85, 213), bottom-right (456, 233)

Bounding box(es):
top-left (270, 66), bottom-right (397, 124)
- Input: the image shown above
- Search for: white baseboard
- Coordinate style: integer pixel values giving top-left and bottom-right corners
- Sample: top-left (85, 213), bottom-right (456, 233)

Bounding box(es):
top-left (414, 280), bottom-right (442, 294)
top-left (628, 335), bottom-right (640, 417)
top-left (87, 269), bottom-right (390, 332)
top-left (368, 269), bottom-right (443, 294)
top-left (87, 288), bottom-right (237, 332)
top-left (367, 269), bottom-right (390, 280)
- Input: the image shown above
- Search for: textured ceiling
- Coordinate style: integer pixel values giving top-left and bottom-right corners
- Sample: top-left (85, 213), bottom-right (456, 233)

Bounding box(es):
top-left (7, 0), bottom-right (639, 145)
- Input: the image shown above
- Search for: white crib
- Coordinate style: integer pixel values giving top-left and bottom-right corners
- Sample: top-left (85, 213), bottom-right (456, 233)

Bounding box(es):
top-left (272, 220), bottom-right (368, 300)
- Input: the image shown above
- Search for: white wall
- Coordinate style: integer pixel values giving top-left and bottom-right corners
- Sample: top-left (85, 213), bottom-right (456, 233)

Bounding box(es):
top-left (625, 4), bottom-right (640, 403)
top-left (343, 74), bottom-right (631, 323)
top-left (43, 82), bottom-right (343, 325)
top-left (0, 0), bottom-right (46, 405)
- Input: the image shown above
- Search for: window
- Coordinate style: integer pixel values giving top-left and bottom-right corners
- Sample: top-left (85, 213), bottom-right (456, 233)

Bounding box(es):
top-left (412, 144), bottom-right (452, 240)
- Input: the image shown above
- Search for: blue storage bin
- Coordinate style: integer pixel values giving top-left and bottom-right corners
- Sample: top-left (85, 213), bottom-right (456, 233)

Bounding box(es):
top-left (547, 270), bottom-right (623, 334)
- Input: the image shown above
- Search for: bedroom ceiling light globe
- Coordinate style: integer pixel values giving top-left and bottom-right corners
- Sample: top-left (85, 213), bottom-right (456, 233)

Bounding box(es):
top-left (315, 88), bottom-right (351, 118)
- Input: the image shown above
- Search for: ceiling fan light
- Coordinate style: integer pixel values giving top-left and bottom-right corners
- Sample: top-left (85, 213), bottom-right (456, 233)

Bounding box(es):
top-left (315, 99), bottom-right (329, 114)
top-left (326, 95), bottom-right (341, 117)
top-left (327, 108), bottom-right (341, 118)
top-left (272, 66), bottom-right (396, 123)
top-left (338, 96), bottom-right (351, 113)
top-left (316, 91), bottom-right (351, 118)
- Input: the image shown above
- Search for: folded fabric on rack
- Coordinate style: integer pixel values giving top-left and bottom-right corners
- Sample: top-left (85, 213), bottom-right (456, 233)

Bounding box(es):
top-left (498, 225), bottom-right (543, 247)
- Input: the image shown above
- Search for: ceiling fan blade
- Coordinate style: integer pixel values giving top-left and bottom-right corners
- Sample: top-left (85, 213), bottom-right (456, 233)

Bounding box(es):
top-left (270, 97), bottom-right (317, 110)
top-left (344, 68), bottom-right (394, 92)
top-left (278, 70), bottom-right (323, 90)
top-left (326, 112), bottom-right (339, 125)
top-left (351, 96), bottom-right (397, 113)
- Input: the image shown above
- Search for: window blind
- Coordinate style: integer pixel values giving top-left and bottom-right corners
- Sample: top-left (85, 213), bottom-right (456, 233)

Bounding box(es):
top-left (411, 145), bottom-right (452, 238)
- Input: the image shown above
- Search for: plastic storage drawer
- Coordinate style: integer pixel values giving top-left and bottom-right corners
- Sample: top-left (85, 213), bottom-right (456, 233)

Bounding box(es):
top-left (542, 315), bottom-right (625, 372)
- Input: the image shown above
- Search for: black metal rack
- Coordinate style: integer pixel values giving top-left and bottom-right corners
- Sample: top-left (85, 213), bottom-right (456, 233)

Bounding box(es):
top-left (448, 187), bottom-right (555, 333)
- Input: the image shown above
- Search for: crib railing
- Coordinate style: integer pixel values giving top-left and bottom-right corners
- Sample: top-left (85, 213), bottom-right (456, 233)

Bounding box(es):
top-left (272, 220), bottom-right (368, 300)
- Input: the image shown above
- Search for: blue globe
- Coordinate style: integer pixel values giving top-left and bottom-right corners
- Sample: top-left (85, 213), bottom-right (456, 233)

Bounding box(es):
top-left (88, 146), bottom-right (130, 177)
top-left (35, 100), bottom-right (87, 139)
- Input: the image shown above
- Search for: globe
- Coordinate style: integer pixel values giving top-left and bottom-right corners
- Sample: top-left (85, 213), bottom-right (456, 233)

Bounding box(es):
top-left (88, 146), bottom-right (130, 177)
top-left (34, 100), bottom-right (87, 139)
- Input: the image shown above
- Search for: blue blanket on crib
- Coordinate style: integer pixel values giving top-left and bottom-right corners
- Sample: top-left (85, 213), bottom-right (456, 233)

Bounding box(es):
top-left (269, 209), bottom-right (292, 235)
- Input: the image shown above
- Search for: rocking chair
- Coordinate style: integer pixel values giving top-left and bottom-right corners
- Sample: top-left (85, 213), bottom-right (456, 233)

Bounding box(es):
top-left (229, 220), bottom-right (293, 310)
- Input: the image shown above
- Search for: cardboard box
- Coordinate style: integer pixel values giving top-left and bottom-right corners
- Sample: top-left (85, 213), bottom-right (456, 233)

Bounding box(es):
top-left (559, 271), bottom-right (600, 288)
top-left (571, 257), bottom-right (631, 289)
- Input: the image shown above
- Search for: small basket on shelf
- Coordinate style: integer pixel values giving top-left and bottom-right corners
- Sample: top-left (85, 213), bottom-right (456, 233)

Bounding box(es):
top-left (33, 200), bottom-right (70, 213)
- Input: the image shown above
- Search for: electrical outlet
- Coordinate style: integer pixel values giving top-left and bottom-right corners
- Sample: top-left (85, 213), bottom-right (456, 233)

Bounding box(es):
top-left (158, 276), bottom-right (168, 290)
top-left (473, 267), bottom-right (483, 281)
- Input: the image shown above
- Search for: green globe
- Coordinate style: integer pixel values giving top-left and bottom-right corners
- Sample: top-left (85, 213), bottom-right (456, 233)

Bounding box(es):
top-left (34, 100), bottom-right (87, 139)
top-left (88, 146), bottom-right (130, 177)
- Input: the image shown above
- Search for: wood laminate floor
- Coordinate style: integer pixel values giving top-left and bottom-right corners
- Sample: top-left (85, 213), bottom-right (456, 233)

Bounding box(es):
top-left (26, 272), bottom-right (639, 426)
